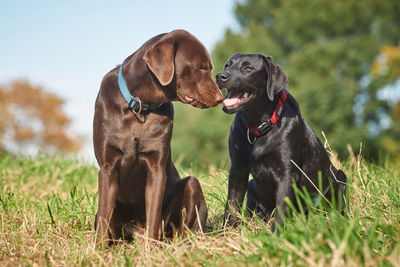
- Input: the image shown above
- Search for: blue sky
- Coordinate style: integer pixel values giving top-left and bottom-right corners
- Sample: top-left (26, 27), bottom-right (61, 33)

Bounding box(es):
top-left (0, 1), bottom-right (236, 159)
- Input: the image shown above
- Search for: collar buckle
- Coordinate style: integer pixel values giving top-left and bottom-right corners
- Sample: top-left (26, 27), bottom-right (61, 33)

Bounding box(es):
top-left (129, 96), bottom-right (142, 114)
top-left (257, 121), bottom-right (273, 134)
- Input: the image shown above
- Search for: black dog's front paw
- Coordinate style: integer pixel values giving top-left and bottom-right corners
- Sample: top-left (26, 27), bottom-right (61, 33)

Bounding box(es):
top-left (270, 221), bottom-right (281, 236)
top-left (223, 212), bottom-right (240, 228)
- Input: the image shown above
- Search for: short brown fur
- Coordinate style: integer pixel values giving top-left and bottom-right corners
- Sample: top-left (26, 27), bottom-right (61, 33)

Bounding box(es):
top-left (93, 30), bottom-right (223, 245)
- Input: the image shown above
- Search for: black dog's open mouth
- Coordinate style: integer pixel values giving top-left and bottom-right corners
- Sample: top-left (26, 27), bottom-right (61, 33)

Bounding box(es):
top-left (222, 90), bottom-right (254, 112)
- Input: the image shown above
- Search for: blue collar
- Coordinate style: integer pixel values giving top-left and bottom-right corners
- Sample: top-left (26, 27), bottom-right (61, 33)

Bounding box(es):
top-left (118, 61), bottom-right (163, 113)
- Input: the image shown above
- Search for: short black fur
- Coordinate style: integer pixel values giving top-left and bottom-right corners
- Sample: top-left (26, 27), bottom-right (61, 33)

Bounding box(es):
top-left (216, 53), bottom-right (347, 233)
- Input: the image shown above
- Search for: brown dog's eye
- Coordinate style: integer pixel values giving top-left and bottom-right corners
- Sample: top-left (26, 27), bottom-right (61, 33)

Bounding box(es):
top-left (197, 65), bottom-right (208, 70)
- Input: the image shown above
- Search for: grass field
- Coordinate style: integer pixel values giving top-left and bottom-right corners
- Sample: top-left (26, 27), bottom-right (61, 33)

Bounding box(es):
top-left (1, 149), bottom-right (399, 266)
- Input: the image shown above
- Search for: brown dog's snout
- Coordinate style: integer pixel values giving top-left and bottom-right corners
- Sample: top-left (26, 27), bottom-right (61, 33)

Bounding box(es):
top-left (212, 78), bottom-right (224, 104)
top-left (215, 90), bottom-right (224, 104)
top-left (205, 78), bottom-right (224, 107)
top-left (204, 86), bottom-right (224, 108)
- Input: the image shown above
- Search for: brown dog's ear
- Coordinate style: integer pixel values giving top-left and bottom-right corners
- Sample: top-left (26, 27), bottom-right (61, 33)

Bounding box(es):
top-left (143, 38), bottom-right (175, 86)
top-left (261, 55), bottom-right (288, 101)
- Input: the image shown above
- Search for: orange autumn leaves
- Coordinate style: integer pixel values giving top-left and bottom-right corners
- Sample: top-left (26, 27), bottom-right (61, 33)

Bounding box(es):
top-left (0, 80), bottom-right (81, 153)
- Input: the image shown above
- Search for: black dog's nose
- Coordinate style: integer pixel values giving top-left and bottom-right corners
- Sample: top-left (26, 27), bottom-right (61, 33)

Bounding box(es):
top-left (216, 72), bottom-right (229, 82)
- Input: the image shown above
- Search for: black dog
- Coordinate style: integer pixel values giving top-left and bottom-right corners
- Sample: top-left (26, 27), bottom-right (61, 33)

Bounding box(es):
top-left (216, 53), bottom-right (346, 232)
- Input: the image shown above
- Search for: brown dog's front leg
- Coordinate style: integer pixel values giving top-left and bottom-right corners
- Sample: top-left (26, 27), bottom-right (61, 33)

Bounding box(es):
top-left (96, 164), bottom-right (119, 246)
top-left (144, 157), bottom-right (167, 240)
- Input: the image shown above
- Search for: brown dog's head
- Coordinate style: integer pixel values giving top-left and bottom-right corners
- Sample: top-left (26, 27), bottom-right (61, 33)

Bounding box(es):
top-left (143, 30), bottom-right (223, 108)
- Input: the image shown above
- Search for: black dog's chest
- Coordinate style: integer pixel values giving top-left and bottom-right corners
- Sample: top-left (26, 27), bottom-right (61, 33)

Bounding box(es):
top-left (247, 137), bottom-right (287, 181)
top-left (248, 133), bottom-right (282, 160)
top-left (250, 150), bottom-right (282, 179)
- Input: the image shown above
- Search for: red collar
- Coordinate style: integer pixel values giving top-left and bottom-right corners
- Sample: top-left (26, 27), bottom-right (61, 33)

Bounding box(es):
top-left (245, 90), bottom-right (287, 137)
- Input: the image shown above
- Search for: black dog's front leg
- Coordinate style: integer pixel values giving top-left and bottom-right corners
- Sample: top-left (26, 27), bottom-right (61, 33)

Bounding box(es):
top-left (224, 165), bottom-right (249, 227)
top-left (272, 176), bottom-right (295, 234)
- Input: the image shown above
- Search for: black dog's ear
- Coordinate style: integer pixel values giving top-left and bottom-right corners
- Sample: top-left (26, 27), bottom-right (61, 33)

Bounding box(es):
top-left (261, 55), bottom-right (288, 101)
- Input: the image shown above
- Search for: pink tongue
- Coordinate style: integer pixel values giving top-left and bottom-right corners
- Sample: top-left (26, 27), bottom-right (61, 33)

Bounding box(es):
top-left (223, 97), bottom-right (240, 107)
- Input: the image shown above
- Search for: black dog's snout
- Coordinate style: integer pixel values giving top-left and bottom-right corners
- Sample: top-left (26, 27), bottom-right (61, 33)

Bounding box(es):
top-left (216, 72), bottom-right (230, 89)
top-left (216, 72), bottom-right (229, 82)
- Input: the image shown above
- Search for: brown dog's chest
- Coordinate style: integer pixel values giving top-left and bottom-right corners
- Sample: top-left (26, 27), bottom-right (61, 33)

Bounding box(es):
top-left (116, 114), bottom-right (174, 201)
top-left (117, 158), bottom-right (148, 204)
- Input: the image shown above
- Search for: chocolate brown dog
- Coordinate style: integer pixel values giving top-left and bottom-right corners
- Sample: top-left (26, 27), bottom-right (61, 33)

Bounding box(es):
top-left (93, 30), bottom-right (223, 245)
top-left (216, 53), bottom-right (346, 233)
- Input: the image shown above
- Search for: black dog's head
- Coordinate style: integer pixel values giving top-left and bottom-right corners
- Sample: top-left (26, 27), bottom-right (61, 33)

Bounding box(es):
top-left (216, 53), bottom-right (288, 114)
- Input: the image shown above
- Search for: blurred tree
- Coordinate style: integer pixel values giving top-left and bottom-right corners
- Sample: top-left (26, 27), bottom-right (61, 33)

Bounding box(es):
top-left (376, 101), bottom-right (400, 162)
top-left (172, 103), bottom-right (232, 170)
top-left (212, 0), bottom-right (400, 160)
top-left (371, 43), bottom-right (400, 161)
top-left (371, 44), bottom-right (400, 80)
top-left (0, 81), bottom-right (81, 154)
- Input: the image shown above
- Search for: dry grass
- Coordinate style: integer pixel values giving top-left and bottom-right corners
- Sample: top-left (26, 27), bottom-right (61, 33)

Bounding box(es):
top-left (0, 151), bottom-right (399, 266)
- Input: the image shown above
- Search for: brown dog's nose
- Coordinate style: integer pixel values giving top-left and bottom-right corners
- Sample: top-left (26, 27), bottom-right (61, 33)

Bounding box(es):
top-left (215, 90), bottom-right (224, 103)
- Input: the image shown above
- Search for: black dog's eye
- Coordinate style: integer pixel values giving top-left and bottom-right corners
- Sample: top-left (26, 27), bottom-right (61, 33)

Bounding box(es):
top-left (240, 61), bottom-right (253, 72)
top-left (224, 61), bottom-right (232, 69)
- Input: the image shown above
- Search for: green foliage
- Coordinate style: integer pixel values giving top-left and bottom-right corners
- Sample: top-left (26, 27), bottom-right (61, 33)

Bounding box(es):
top-left (171, 103), bottom-right (233, 170)
top-left (371, 44), bottom-right (400, 162)
top-left (212, 0), bottom-right (400, 161)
